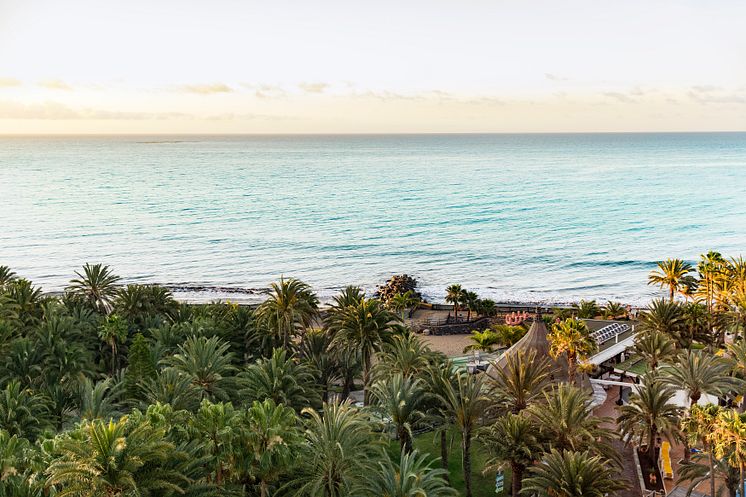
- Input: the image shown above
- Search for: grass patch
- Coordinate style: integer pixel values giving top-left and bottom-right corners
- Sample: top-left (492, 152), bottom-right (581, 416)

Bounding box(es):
top-left (387, 428), bottom-right (508, 497)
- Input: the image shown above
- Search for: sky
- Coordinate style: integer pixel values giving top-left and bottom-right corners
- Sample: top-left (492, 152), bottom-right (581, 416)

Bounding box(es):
top-left (0, 0), bottom-right (745, 133)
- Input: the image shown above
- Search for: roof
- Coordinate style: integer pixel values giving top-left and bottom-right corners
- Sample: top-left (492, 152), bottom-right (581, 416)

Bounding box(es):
top-left (487, 317), bottom-right (568, 380)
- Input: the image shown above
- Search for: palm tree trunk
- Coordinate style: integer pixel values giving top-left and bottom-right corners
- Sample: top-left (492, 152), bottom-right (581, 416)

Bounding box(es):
top-left (740, 462), bottom-right (744, 497)
top-left (110, 341), bottom-right (117, 375)
top-left (463, 428), bottom-right (472, 497)
top-left (363, 352), bottom-right (371, 405)
top-left (260, 480), bottom-right (269, 497)
top-left (400, 426), bottom-right (412, 454)
top-left (511, 462), bottom-right (523, 497)
top-left (440, 429), bottom-right (449, 481)
top-left (568, 354), bottom-right (576, 386)
top-left (708, 447), bottom-right (715, 497)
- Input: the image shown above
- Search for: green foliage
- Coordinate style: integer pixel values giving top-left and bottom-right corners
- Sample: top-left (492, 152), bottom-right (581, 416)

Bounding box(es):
top-left (124, 332), bottom-right (156, 398)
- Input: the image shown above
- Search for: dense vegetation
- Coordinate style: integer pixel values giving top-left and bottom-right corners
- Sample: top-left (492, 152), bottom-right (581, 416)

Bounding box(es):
top-left (1, 251), bottom-right (746, 497)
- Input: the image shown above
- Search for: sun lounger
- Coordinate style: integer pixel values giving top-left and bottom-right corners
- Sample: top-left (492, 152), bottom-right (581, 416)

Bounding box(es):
top-left (661, 441), bottom-right (673, 479)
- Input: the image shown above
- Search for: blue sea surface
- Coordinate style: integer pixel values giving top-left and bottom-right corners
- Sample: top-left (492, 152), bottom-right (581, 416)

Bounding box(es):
top-left (1, 133), bottom-right (745, 305)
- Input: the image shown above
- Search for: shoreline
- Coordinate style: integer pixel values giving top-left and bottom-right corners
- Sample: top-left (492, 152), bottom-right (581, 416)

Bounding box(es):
top-left (43, 282), bottom-right (650, 308)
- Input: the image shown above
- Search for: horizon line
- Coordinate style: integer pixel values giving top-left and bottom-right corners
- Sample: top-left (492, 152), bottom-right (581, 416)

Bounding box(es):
top-left (1, 130), bottom-right (745, 137)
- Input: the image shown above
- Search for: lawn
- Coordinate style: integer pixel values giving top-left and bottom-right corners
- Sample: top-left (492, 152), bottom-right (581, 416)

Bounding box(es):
top-left (387, 428), bottom-right (508, 497)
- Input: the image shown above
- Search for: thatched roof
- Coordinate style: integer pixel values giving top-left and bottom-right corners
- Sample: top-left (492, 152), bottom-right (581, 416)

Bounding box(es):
top-left (487, 317), bottom-right (569, 381)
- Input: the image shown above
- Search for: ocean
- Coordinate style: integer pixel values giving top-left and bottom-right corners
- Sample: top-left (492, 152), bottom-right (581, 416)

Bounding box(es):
top-left (1, 133), bottom-right (745, 305)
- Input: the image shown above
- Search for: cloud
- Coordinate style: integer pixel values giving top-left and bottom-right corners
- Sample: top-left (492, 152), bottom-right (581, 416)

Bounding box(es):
top-left (39, 79), bottom-right (72, 90)
top-left (688, 86), bottom-right (746, 104)
top-left (181, 83), bottom-right (233, 95)
top-left (545, 73), bottom-right (568, 82)
top-left (0, 78), bottom-right (22, 88)
top-left (299, 82), bottom-right (329, 94)
top-left (602, 91), bottom-right (636, 103)
top-left (0, 100), bottom-right (292, 121)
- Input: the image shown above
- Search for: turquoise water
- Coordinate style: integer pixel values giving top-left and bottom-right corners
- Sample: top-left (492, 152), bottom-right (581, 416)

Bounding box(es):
top-left (1, 133), bottom-right (745, 305)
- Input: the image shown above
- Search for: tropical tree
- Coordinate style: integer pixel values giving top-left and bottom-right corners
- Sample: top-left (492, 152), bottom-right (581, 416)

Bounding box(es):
top-left (0, 381), bottom-right (50, 441)
top-left (422, 360), bottom-right (456, 476)
top-left (463, 291), bottom-right (479, 321)
top-left (679, 451), bottom-right (740, 497)
top-left (632, 330), bottom-right (677, 371)
top-left (439, 370), bottom-right (486, 497)
top-left (463, 329), bottom-right (501, 354)
top-left (576, 300), bottom-right (599, 319)
top-left (521, 449), bottom-right (625, 497)
top-left (491, 324), bottom-right (527, 348)
top-left (78, 377), bottom-right (122, 421)
top-left (680, 403), bottom-right (722, 497)
top-left (330, 297), bottom-right (397, 403)
top-left (487, 349), bottom-right (551, 414)
top-left (661, 350), bottom-right (738, 407)
top-left (713, 409), bottom-right (746, 497)
top-left (482, 413), bottom-right (542, 496)
top-left (373, 333), bottom-right (436, 380)
top-left (289, 401), bottom-right (380, 497)
top-left (370, 373), bottom-right (426, 454)
top-left (527, 383), bottom-right (617, 463)
top-left (140, 368), bottom-right (202, 412)
top-left (368, 449), bottom-right (457, 497)
top-left (0, 265), bottom-right (16, 289)
top-left (191, 399), bottom-right (236, 485)
top-left (387, 290), bottom-right (420, 320)
top-left (46, 417), bottom-right (187, 496)
top-left (602, 301), bottom-right (626, 319)
top-left (240, 348), bottom-right (320, 411)
top-left (618, 373), bottom-right (682, 466)
top-left (639, 298), bottom-right (686, 347)
top-left (255, 277), bottom-right (318, 350)
top-left (98, 314), bottom-right (129, 374)
top-left (165, 335), bottom-right (236, 402)
top-left (547, 318), bottom-right (597, 385)
top-left (237, 399), bottom-right (301, 497)
top-left (445, 284), bottom-right (463, 319)
top-left (67, 263), bottom-right (121, 314)
top-left (648, 258), bottom-right (693, 301)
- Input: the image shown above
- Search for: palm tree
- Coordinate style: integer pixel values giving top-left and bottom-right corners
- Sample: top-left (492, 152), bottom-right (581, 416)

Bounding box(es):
top-left (521, 449), bottom-right (625, 497)
top-left (439, 370), bottom-right (486, 497)
top-left (140, 368), bottom-right (202, 412)
top-left (324, 286), bottom-right (365, 332)
top-left (602, 301), bottom-right (626, 319)
top-left (46, 417), bottom-right (187, 496)
top-left (547, 318), bottom-right (597, 385)
top-left (165, 335), bottom-right (236, 402)
top-left (681, 403), bottom-right (722, 497)
top-left (713, 409), bottom-right (746, 497)
top-left (679, 451), bottom-right (740, 497)
top-left (368, 449), bottom-right (457, 497)
top-left (369, 373), bottom-right (426, 454)
top-left (388, 290), bottom-right (420, 320)
top-left (728, 339), bottom-right (746, 408)
top-left (0, 381), bottom-right (50, 441)
top-left (698, 251), bottom-right (726, 312)
top-left (0, 265), bottom-right (16, 289)
top-left (462, 329), bottom-right (501, 354)
top-left (482, 413), bottom-right (542, 496)
top-left (373, 333), bottom-right (436, 380)
top-left (68, 263), bottom-right (121, 314)
top-left (660, 350), bottom-right (738, 407)
top-left (491, 324), bottom-right (527, 348)
top-left (331, 297), bottom-right (397, 404)
top-left (445, 284), bottom-right (463, 319)
top-left (238, 399), bottom-right (301, 497)
top-left (78, 377), bottom-right (122, 421)
top-left (527, 383), bottom-right (617, 463)
top-left (478, 298), bottom-right (498, 317)
top-left (682, 301), bottom-right (710, 347)
top-left (487, 349), bottom-right (551, 414)
top-left (576, 300), bottom-right (599, 319)
top-left (98, 314), bottom-right (129, 374)
top-left (240, 348), bottom-right (321, 411)
top-left (618, 373), bottom-right (682, 466)
top-left (463, 291), bottom-right (479, 322)
top-left (256, 277), bottom-right (318, 350)
top-left (422, 360), bottom-right (456, 476)
top-left (192, 400), bottom-right (237, 485)
top-left (639, 298), bottom-right (686, 347)
top-left (297, 328), bottom-right (341, 402)
top-left (289, 400), bottom-right (380, 497)
top-left (648, 258), bottom-right (693, 300)
top-left (632, 330), bottom-right (677, 371)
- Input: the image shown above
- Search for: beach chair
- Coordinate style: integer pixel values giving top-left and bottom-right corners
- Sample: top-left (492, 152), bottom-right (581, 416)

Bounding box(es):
top-left (661, 441), bottom-right (674, 480)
